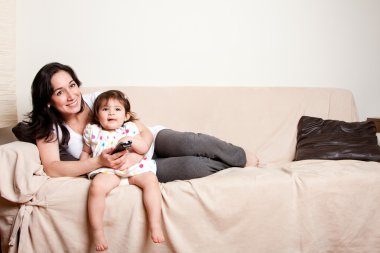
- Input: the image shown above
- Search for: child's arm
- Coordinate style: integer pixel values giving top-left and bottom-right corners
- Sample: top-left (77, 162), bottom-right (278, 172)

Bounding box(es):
top-left (111, 120), bottom-right (153, 171)
top-left (132, 119), bottom-right (153, 154)
top-left (119, 134), bottom-right (149, 155)
top-left (118, 119), bottom-right (153, 155)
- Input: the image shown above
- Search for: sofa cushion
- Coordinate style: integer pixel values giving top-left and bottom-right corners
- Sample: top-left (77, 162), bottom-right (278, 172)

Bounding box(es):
top-left (294, 116), bottom-right (380, 162)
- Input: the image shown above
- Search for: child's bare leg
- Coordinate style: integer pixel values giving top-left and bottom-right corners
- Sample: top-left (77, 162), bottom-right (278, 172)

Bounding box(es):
top-left (129, 172), bottom-right (165, 243)
top-left (88, 173), bottom-right (121, 251)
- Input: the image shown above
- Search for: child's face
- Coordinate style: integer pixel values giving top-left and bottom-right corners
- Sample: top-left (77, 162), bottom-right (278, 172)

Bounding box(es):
top-left (98, 98), bottom-right (128, 131)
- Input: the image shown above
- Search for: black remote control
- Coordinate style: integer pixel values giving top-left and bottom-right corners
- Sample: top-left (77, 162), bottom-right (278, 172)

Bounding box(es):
top-left (111, 141), bottom-right (132, 154)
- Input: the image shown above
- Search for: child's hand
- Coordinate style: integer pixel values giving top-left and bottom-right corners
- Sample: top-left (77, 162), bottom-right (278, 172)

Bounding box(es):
top-left (112, 152), bottom-right (144, 171)
top-left (111, 141), bottom-right (132, 155)
top-left (127, 135), bottom-right (151, 154)
top-left (118, 137), bottom-right (134, 145)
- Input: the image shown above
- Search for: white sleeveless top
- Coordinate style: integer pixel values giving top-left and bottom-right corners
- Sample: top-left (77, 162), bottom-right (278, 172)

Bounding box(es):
top-left (57, 92), bottom-right (164, 159)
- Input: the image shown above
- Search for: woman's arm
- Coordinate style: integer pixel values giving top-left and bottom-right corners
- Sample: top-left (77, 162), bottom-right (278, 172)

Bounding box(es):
top-left (37, 137), bottom-right (124, 177)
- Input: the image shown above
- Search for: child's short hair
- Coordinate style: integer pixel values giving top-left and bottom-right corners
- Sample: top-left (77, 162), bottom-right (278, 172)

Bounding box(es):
top-left (92, 90), bottom-right (137, 125)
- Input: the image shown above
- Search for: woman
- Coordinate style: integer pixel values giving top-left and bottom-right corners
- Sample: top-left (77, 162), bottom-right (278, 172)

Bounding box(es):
top-left (17, 62), bottom-right (256, 182)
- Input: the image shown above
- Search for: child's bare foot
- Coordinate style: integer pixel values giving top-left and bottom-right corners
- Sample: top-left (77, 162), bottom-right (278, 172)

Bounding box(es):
top-left (93, 229), bottom-right (108, 251)
top-left (151, 225), bottom-right (165, 243)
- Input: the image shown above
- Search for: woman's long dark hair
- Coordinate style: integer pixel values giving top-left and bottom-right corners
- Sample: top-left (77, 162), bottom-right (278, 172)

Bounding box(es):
top-left (23, 62), bottom-right (84, 147)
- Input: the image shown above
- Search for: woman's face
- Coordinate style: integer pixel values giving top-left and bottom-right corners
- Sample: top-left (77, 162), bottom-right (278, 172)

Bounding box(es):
top-left (98, 98), bottom-right (128, 131)
top-left (50, 70), bottom-right (82, 118)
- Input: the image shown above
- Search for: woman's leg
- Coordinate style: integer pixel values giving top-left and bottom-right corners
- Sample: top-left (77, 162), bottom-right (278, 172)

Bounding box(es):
top-left (88, 173), bottom-right (121, 251)
top-left (156, 156), bottom-right (230, 182)
top-left (154, 129), bottom-right (247, 167)
top-left (154, 129), bottom-right (247, 182)
top-left (129, 172), bottom-right (165, 243)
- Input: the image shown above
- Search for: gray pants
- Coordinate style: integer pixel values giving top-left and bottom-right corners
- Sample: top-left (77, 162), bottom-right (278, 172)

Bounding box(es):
top-left (154, 129), bottom-right (247, 182)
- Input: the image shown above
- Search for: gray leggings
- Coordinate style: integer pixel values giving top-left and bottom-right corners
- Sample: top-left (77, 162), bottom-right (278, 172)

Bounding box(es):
top-left (154, 129), bottom-right (247, 182)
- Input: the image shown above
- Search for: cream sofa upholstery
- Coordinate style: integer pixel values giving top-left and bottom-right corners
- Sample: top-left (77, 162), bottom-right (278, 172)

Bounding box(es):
top-left (1, 87), bottom-right (380, 253)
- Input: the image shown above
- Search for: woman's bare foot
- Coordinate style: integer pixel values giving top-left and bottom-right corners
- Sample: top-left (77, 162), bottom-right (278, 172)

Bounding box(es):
top-left (245, 150), bottom-right (259, 167)
top-left (151, 225), bottom-right (165, 243)
top-left (93, 229), bottom-right (108, 251)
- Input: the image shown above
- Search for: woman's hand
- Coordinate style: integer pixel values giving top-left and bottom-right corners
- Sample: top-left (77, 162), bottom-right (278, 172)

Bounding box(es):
top-left (98, 148), bottom-right (129, 169)
top-left (112, 152), bottom-right (144, 171)
top-left (98, 147), bottom-right (143, 171)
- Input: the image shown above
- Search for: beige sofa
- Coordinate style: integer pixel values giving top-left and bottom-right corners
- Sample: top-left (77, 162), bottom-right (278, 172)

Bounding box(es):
top-left (1, 87), bottom-right (380, 253)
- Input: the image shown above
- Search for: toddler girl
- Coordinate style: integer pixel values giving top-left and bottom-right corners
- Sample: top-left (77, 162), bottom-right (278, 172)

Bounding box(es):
top-left (80, 90), bottom-right (165, 251)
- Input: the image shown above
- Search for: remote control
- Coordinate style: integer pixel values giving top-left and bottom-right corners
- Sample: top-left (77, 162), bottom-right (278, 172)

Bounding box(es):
top-left (111, 141), bottom-right (132, 154)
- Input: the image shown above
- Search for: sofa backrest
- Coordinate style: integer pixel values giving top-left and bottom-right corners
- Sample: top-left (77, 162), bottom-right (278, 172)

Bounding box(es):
top-left (82, 87), bottom-right (358, 165)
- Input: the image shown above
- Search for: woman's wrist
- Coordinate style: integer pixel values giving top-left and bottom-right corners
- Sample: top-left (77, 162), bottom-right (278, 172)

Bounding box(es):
top-left (90, 156), bottom-right (102, 169)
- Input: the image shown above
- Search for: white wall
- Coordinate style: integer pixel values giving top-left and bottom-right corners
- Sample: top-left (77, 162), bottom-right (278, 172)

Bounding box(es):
top-left (16, 0), bottom-right (380, 120)
top-left (0, 0), bottom-right (17, 127)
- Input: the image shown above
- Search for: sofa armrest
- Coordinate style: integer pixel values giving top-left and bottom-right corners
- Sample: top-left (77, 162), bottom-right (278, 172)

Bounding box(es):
top-left (0, 141), bottom-right (48, 203)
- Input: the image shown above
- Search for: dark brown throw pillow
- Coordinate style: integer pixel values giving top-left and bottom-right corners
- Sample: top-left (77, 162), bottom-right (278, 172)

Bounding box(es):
top-left (12, 122), bottom-right (36, 144)
top-left (294, 116), bottom-right (380, 162)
